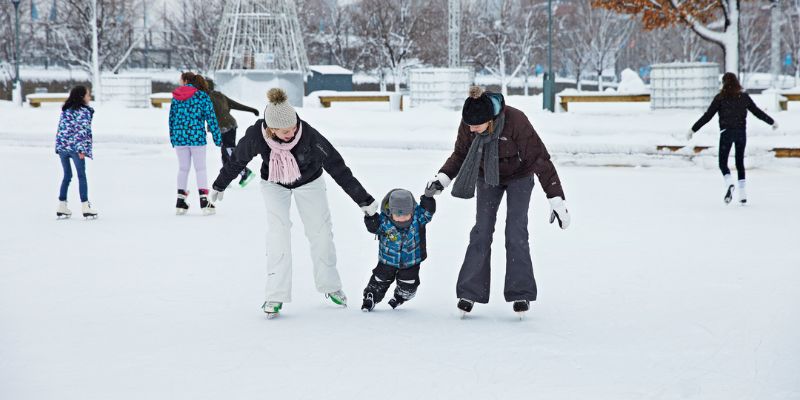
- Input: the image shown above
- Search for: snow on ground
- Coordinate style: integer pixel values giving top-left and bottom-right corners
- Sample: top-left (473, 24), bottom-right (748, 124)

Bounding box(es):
top-left (1, 96), bottom-right (799, 398)
top-left (0, 135), bottom-right (799, 398)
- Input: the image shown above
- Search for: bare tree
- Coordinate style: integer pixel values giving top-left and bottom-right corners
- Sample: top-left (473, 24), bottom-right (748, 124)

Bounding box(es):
top-left (738, 1), bottom-right (770, 85)
top-left (584, 4), bottom-right (634, 91)
top-left (355, 0), bottom-right (432, 92)
top-left (466, 0), bottom-right (546, 96)
top-left (165, 0), bottom-right (224, 73)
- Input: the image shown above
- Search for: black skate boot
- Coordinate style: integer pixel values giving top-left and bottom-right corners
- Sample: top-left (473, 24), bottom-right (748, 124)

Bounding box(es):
top-left (724, 184), bottom-right (735, 204)
top-left (176, 190), bottom-right (189, 215)
top-left (361, 293), bottom-right (375, 312)
top-left (457, 298), bottom-right (474, 318)
top-left (199, 189), bottom-right (215, 216)
top-left (513, 300), bottom-right (530, 320)
top-left (388, 296), bottom-right (404, 309)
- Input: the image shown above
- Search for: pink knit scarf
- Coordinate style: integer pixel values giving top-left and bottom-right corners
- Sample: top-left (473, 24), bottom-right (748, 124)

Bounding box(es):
top-left (262, 122), bottom-right (303, 184)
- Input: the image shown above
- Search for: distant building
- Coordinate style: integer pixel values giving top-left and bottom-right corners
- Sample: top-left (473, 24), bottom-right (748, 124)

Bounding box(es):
top-left (306, 65), bottom-right (353, 94)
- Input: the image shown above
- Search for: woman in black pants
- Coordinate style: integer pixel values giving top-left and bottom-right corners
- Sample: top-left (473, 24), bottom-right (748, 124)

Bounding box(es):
top-left (425, 86), bottom-right (570, 317)
top-left (688, 73), bottom-right (778, 204)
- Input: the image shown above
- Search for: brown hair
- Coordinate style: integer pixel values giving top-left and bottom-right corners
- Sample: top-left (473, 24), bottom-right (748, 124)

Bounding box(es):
top-left (188, 74), bottom-right (209, 92)
top-left (180, 71), bottom-right (196, 84)
top-left (720, 72), bottom-right (743, 98)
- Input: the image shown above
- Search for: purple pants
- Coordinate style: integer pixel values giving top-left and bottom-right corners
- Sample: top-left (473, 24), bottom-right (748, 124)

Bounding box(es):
top-left (175, 146), bottom-right (208, 191)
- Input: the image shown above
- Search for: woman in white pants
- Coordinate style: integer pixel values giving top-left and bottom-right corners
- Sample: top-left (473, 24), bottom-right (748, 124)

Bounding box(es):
top-left (210, 88), bottom-right (377, 318)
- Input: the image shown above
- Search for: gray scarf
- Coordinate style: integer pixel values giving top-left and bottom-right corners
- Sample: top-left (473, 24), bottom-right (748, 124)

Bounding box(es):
top-left (451, 112), bottom-right (505, 199)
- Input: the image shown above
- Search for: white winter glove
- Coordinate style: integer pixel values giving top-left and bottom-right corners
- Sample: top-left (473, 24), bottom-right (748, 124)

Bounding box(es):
top-left (425, 172), bottom-right (452, 196)
top-left (360, 200), bottom-right (379, 216)
top-left (686, 129), bottom-right (695, 141)
top-left (772, 123), bottom-right (779, 131)
top-left (548, 197), bottom-right (570, 230)
top-left (210, 189), bottom-right (224, 203)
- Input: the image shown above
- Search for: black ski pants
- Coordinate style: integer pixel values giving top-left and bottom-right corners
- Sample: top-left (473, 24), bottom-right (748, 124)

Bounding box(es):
top-left (363, 263), bottom-right (421, 304)
top-left (456, 176), bottom-right (537, 303)
top-left (220, 128), bottom-right (250, 179)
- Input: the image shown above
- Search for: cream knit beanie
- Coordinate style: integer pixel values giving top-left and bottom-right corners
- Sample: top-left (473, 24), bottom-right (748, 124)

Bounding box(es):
top-left (264, 88), bottom-right (297, 129)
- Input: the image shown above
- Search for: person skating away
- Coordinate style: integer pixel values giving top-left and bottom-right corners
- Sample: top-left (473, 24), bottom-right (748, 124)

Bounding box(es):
top-left (209, 88), bottom-right (377, 318)
top-left (361, 188), bottom-right (436, 312)
top-left (169, 72), bottom-right (222, 215)
top-left (55, 85), bottom-right (98, 219)
top-left (688, 72), bottom-right (778, 205)
top-left (425, 86), bottom-right (570, 319)
top-left (206, 79), bottom-right (259, 188)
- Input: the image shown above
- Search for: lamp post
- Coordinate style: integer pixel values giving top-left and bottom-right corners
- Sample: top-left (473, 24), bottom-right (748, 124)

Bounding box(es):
top-left (11, 0), bottom-right (22, 105)
top-left (542, 0), bottom-right (555, 112)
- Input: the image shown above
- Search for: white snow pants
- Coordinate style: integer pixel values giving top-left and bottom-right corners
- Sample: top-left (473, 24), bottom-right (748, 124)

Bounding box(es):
top-left (260, 176), bottom-right (341, 302)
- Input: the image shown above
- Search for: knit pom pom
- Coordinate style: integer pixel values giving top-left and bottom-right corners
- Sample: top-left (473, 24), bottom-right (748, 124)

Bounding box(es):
top-left (267, 88), bottom-right (288, 105)
top-left (468, 85), bottom-right (484, 99)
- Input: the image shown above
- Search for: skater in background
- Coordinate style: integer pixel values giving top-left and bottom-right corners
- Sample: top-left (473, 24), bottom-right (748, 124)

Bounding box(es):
top-left (360, 188), bottom-right (436, 312)
top-left (55, 85), bottom-right (98, 219)
top-left (169, 72), bottom-right (221, 215)
top-left (425, 86), bottom-right (570, 318)
top-left (688, 72), bottom-right (778, 204)
top-left (206, 79), bottom-right (259, 188)
top-left (209, 88), bottom-right (377, 318)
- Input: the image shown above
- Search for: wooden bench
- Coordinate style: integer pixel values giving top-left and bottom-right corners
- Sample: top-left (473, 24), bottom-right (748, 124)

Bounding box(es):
top-left (658, 145), bottom-right (800, 158)
top-left (778, 93), bottom-right (800, 111)
top-left (150, 93), bottom-right (172, 108)
top-left (27, 93), bottom-right (69, 107)
top-left (318, 94), bottom-right (403, 111)
top-left (656, 145), bottom-right (711, 154)
top-left (558, 93), bottom-right (650, 112)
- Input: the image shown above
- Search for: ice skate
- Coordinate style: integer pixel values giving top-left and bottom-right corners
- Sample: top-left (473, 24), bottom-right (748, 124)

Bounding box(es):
top-left (56, 201), bottom-right (72, 219)
top-left (738, 180), bottom-right (747, 205)
top-left (457, 298), bottom-right (474, 319)
top-left (513, 300), bottom-right (530, 320)
top-left (388, 296), bottom-right (404, 309)
top-left (262, 301), bottom-right (283, 319)
top-left (176, 190), bottom-right (189, 215)
top-left (239, 169), bottom-right (255, 188)
top-left (199, 189), bottom-right (215, 216)
top-left (81, 202), bottom-right (98, 219)
top-left (361, 293), bottom-right (375, 312)
top-left (326, 290), bottom-right (347, 307)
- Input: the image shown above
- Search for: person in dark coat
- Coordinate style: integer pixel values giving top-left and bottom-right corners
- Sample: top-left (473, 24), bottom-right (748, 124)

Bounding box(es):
top-left (209, 88), bottom-right (377, 318)
top-left (207, 79), bottom-right (260, 188)
top-left (688, 72), bottom-right (778, 204)
top-left (425, 86), bottom-right (570, 317)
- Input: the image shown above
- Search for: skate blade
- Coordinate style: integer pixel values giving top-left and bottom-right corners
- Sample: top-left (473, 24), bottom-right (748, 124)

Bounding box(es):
top-left (724, 185), bottom-right (734, 204)
top-left (176, 208), bottom-right (188, 216)
top-left (265, 312), bottom-right (279, 319)
top-left (202, 208), bottom-right (216, 216)
top-left (517, 311), bottom-right (527, 320)
top-left (83, 214), bottom-right (98, 219)
top-left (56, 213), bottom-right (71, 219)
top-left (459, 311), bottom-right (468, 319)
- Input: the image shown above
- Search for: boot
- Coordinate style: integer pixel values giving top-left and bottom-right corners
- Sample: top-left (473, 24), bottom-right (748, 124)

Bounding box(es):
top-left (56, 201), bottom-right (72, 219)
top-left (723, 174), bottom-right (735, 204)
top-left (326, 290), bottom-right (348, 307)
top-left (361, 293), bottom-right (375, 312)
top-left (239, 168), bottom-right (256, 188)
top-left (513, 300), bottom-right (530, 320)
top-left (199, 189), bottom-right (215, 216)
top-left (176, 190), bottom-right (189, 215)
top-left (261, 301), bottom-right (283, 319)
top-left (457, 298), bottom-right (474, 318)
top-left (388, 296), bottom-right (404, 309)
top-left (738, 179), bottom-right (747, 204)
top-left (81, 201), bottom-right (98, 219)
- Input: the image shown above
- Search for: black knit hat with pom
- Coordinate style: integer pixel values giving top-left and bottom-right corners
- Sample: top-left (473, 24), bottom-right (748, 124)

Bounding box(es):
top-left (462, 86), bottom-right (494, 125)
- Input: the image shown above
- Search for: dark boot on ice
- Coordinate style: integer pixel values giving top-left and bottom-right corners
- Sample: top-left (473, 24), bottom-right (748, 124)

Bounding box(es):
top-left (176, 190), bottom-right (189, 215)
top-left (199, 189), bottom-right (215, 216)
top-left (361, 293), bottom-right (375, 312)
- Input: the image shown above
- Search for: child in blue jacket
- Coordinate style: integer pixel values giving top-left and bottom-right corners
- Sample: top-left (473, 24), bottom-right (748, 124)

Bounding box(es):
top-left (361, 188), bottom-right (436, 311)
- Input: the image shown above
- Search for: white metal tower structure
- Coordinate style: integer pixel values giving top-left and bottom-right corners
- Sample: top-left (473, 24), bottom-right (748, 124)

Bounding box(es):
top-left (448, 0), bottom-right (461, 67)
top-left (210, 0), bottom-right (309, 72)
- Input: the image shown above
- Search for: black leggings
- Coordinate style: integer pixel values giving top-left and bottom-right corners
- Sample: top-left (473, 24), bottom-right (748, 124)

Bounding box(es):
top-left (363, 263), bottom-right (421, 303)
top-left (220, 128), bottom-right (249, 178)
top-left (719, 129), bottom-right (747, 180)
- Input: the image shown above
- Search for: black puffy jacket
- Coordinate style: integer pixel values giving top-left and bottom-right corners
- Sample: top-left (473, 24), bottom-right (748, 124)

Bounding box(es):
top-left (212, 118), bottom-right (374, 207)
top-left (692, 92), bottom-right (774, 133)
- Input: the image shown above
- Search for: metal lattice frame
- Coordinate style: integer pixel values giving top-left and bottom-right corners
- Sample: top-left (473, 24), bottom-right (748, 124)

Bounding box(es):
top-left (448, 0), bottom-right (461, 67)
top-left (210, 0), bottom-right (309, 72)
